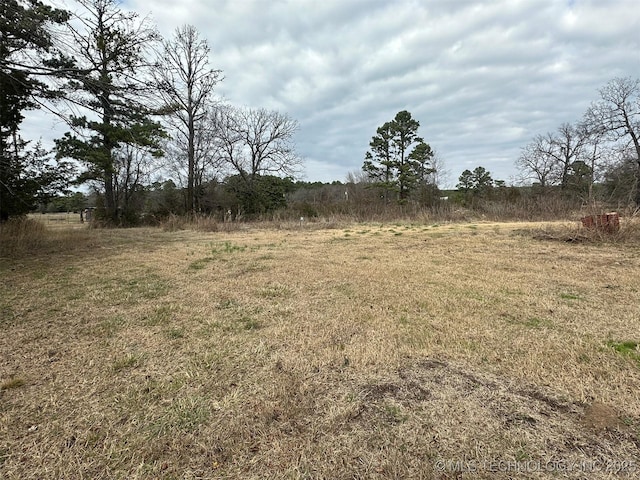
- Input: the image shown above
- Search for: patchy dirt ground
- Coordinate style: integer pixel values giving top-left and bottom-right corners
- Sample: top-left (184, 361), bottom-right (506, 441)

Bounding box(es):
top-left (350, 358), bottom-right (639, 478)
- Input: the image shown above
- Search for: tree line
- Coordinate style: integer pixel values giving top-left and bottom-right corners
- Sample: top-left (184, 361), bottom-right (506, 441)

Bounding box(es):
top-left (359, 76), bottom-right (640, 215)
top-left (1, 0), bottom-right (301, 223)
top-left (2, 1), bottom-right (639, 224)
top-left (516, 77), bottom-right (640, 207)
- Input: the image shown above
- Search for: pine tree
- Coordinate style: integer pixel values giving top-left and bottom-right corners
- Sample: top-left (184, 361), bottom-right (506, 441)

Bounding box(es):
top-left (0, 0), bottom-right (72, 220)
top-left (55, 0), bottom-right (165, 223)
top-left (362, 111), bottom-right (435, 203)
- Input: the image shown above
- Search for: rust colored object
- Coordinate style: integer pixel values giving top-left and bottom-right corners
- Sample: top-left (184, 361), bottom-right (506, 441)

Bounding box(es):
top-left (580, 212), bottom-right (620, 233)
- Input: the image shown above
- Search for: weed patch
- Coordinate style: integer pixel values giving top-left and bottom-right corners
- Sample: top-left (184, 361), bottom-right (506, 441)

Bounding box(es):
top-left (560, 292), bottom-right (583, 301)
top-left (188, 257), bottom-right (215, 270)
top-left (211, 241), bottom-right (247, 254)
top-left (150, 396), bottom-right (211, 436)
top-left (217, 298), bottom-right (239, 310)
top-left (499, 314), bottom-right (554, 330)
top-left (523, 317), bottom-right (552, 329)
top-left (127, 276), bottom-right (169, 300)
top-left (142, 305), bottom-right (176, 326)
top-left (165, 327), bottom-right (185, 340)
top-left (97, 274), bottom-right (170, 304)
top-left (0, 304), bottom-right (15, 326)
top-left (239, 315), bottom-right (261, 331)
top-left (112, 353), bottom-right (145, 372)
top-left (608, 340), bottom-right (640, 364)
top-left (95, 315), bottom-right (127, 337)
top-left (383, 402), bottom-right (408, 423)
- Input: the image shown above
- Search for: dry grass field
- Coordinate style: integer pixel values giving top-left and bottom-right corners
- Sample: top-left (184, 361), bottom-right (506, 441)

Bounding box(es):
top-left (27, 212), bottom-right (86, 230)
top-left (1, 219), bottom-right (640, 479)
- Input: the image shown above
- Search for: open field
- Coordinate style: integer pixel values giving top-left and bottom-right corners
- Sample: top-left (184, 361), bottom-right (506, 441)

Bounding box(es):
top-left (1, 220), bottom-right (640, 479)
top-left (27, 212), bottom-right (86, 230)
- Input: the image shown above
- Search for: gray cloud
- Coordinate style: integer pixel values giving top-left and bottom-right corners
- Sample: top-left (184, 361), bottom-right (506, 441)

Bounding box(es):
top-left (25, 0), bottom-right (640, 186)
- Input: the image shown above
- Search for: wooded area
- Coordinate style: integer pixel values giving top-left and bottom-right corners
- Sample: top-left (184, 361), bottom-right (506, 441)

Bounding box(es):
top-left (2, 0), bottom-right (639, 225)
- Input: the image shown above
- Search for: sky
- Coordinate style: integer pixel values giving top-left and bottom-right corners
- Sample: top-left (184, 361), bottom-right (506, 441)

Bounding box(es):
top-left (27, 0), bottom-right (640, 186)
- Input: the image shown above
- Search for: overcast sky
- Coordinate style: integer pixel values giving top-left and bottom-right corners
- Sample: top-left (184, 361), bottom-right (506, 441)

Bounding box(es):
top-left (30, 0), bottom-right (640, 186)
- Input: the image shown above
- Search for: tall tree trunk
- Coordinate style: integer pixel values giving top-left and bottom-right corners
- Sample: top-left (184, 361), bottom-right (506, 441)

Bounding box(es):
top-left (187, 135), bottom-right (194, 213)
top-left (103, 170), bottom-right (116, 220)
top-left (635, 162), bottom-right (640, 207)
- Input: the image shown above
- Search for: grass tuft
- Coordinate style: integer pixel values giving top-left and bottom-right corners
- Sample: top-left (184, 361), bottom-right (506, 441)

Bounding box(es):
top-left (1, 377), bottom-right (25, 390)
top-left (188, 257), bottom-right (215, 270)
top-left (239, 315), bottom-right (261, 330)
top-left (257, 283), bottom-right (292, 299)
top-left (165, 327), bottom-right (185, 339)
top-left (112, 353), bottom-right (144, 372)
top-left (559, 292), bottom-right (583, 301)
top-left (150, 396), bottom-right (210, 436)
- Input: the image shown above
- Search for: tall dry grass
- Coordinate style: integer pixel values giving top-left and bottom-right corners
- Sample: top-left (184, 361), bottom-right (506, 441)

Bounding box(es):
top-left (0, 217), bottom-right (96, 258)
top-left (0, 218), bottom-right (49, 256)
top-left (160, 214), bottom-right (250, 233)
top-left (528, 214), bottom-right (640, 244)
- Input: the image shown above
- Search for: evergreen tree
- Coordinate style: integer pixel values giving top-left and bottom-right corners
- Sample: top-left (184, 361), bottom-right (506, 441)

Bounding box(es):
top-left (362, 110), bottom-right (435, 202)
top-left (390, 110), bottom-right (422, 200)
top-left (55, 0), bottom-right (165, 223)
top-left (0, 0), bottom-right (72, 220)
top-left (362, 122), bottom-right (395, 201)
top-left (456, 166), bottom-right (494, 196)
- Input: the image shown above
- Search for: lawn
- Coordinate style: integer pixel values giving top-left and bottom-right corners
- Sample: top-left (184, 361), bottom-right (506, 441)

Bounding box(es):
top-left (1, 220), bottom-right (639, 479)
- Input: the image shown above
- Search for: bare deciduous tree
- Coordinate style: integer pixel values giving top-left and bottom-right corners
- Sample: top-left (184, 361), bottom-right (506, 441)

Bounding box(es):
top-left (554, 123), bottom-right (589, 188)
top-left (217, 106), bottom-right (301, 180)
top-left (212, 106), bottom-right (301, 215)
top-left (162, 108), bottom-right (221, 210)
top-left (238, 107), bottom-right (300, 178)
top-left (154, 24), bottom-right (222, 213)
top-left (517, 123), bottom-right (588, 189)
top-left (113, 144), bottom-right (157, 221)
top-left (584, 77), bottom-right (640, 204)
top-left (516, 137), bottom-right (557, 187)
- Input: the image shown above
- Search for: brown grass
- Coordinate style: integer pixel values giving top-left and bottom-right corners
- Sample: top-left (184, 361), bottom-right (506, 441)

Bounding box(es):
top-left (1, 220), bottom-right (640, 479)
top-left (0, 217), bottom-right (48, 253)
top-left (0, 217), bottom-right (108, 259)
top-left (526, 215), bottom-right (640, 244)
